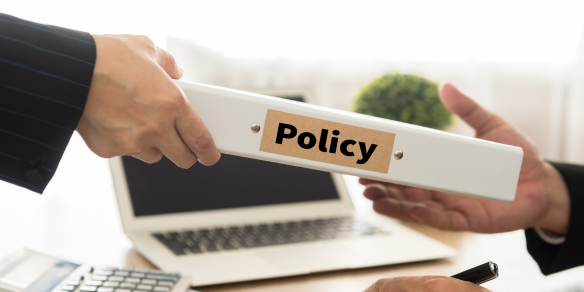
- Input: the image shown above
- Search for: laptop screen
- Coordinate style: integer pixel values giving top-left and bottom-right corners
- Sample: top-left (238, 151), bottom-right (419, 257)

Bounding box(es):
top-left (122, 95), bottom-right (340, 217)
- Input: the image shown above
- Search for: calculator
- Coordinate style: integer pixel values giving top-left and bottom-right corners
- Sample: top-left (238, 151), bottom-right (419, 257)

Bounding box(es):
top-left (0, 250), bottom-right (192, 292)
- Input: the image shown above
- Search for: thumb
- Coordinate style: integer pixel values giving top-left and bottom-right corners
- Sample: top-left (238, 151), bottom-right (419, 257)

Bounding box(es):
top-left (439, 83), bottom-right (505, 136)
top-left (155, 47), bottom-right (184, 80)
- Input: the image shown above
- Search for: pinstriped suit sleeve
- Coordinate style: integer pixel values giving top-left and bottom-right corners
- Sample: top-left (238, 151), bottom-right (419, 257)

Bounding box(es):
top-left (0, 13), bottom-right (96, 193)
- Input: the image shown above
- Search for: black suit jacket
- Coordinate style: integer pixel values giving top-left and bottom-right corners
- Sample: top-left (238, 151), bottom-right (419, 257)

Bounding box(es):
top-left (526, 162), bottom-right (584, 275)
top-left (0, 13), bottom-right (95, 193)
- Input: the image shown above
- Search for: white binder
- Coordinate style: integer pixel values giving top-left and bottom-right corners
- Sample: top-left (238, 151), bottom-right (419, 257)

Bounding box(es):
top-left (177, 80), bottom-right (523, 202)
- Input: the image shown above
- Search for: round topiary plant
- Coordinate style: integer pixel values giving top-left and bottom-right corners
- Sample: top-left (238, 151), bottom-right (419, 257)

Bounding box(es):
top-left (354, 73), bottom-right (452, 130)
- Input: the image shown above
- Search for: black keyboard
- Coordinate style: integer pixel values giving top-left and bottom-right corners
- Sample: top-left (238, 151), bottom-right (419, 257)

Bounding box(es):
top-left (153, 216), bottom-right (388, 255)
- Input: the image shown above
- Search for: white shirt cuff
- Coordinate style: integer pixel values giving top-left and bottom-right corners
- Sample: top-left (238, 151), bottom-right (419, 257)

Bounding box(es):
top-left (535, 227), bottom-right (566, 245)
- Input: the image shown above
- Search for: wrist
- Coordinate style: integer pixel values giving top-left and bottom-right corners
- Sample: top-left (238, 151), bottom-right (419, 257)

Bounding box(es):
top-left (533, 162), bottom-right (570, 235)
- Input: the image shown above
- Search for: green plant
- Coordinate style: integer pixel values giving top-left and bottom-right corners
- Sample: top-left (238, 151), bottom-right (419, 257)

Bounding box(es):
top-left (354, 73), bottom-right (452, 130)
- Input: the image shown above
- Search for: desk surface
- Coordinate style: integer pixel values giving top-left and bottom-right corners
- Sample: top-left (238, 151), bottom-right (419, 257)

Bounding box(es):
top-left (1, 134), bottom-right (584, 292)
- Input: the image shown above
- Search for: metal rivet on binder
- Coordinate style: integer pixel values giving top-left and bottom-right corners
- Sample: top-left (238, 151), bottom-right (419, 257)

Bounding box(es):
top-left (394, 150), bottom-right (403, 160)
top-left (251, 123), bottom-right (261, 133)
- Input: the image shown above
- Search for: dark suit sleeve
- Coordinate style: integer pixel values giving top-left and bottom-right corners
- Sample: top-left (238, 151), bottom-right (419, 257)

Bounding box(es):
top-left (0, 13), bottom-right (96, 193)
top-left (525, 162), bottom-right (584, 275)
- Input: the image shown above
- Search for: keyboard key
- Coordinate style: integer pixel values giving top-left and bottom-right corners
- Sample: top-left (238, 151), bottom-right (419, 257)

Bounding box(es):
top-left (109, 276), bottom-right (124, 282)
top-left (141, 279), bottom-right (157, 285)
top-left (124, 277), bottom-right (141, 283)
top-left (94, 270), bottom-right (113, 276)
top-left (61, 285), bottom-right (75, 291)
top-left (102, 281), bottom-right (120, 287)
top-left (203, 244), bottom-right (219, 252)
top-left (114, 289), bottom-right (131, 292)
top-left (188, 246), bottom-right (202, 254)
top-left (67, 280), bottom-right (80, 286)
top-left (114, 271), bottom-right (129, 276)
top-left (119, 283), bottom-right (135, 288)
top-left (147, 274), bottom-right (178, 281)
top-left (97, 288), bottom-right (114, 292)
top-left (169, 247), bottom-right (187, 255)
top-left (153, 287), bottom-right (170, 292)
top-left (84, 280), bottom-right (103, 286)
top-left (136, 284), bottom-right (153, 290)
top-left (131, 272), bottom-right (146, 278)
top-left (91, 275), bottom-right (108, 281)
top-left (80, 286), bottom-right (98, 292)
top-left (219, 241), bottom-right (238, 250)
top-left (157, 281), bottom-right (173, 287)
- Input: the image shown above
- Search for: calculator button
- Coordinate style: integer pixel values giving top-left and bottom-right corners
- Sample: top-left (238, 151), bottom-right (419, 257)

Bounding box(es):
top-left (61, 285), bottom-right (75, 291)
top-left (119, 283), bottom-right (135, 288)
top-left (157, 281), bottom-right (173, 287)
top-left (153, 286), bottom-right (170, 292)
top-left (102, 281), bottom-right (120, 287)
top-left (141, 279), bottom-right (157, 285)
top-left (84, 280), bottom-right (103, 286)
top-left (147, 275), bottom-right (177, 282)
top-left (97, 288), bottom-right (114, 292)
top-left (80, 286), bottom-right (98, 292)
top-left (114, 271), bottom-right (130, 276)
top-left (114, 289), bottom-right (132, 292)
top-left (124, 277), bottom-right (141, 283)
top-left (108, 276), bottom-right (125, 282)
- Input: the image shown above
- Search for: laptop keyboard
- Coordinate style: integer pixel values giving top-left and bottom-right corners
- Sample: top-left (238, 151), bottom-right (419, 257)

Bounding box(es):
top-left (153, 216), bottom-right (388, 256)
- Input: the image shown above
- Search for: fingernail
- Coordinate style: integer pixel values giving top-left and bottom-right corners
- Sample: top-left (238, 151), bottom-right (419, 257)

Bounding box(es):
top-left (179, 66), bottom-right (184, 73)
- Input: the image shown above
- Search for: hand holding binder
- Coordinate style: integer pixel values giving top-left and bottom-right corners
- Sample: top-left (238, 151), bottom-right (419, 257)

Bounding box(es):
top-left (361, 83), bottom-right (570, 235)
top-left (77, 35), bottom-right (221, 169)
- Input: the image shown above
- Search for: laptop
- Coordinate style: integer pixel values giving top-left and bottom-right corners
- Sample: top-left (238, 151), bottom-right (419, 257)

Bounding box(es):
top-left (109, 92), bottom-right (456, 287)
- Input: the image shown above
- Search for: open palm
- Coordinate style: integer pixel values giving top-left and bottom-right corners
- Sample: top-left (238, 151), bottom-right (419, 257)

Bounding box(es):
top-left (360, 83), bottom-right (557, 233)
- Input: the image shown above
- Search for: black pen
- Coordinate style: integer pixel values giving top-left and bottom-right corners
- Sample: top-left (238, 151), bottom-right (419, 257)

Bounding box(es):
top-left (451, 261), bottom-right (499, 285)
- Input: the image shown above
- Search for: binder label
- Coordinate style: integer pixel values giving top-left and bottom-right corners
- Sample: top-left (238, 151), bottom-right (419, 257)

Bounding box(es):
top-left (260, 109), bottom-right (395, 173)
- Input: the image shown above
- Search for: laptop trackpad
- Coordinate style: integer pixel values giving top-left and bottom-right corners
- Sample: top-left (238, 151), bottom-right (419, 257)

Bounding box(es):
top-left (256, 245), bottom-right (363, 272)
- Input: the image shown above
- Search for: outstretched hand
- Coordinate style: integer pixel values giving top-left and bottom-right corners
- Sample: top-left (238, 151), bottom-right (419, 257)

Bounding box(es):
top-left (361, 83), bottom-right (569, 234)
top-left (77, 35), bottom-right (220, 168)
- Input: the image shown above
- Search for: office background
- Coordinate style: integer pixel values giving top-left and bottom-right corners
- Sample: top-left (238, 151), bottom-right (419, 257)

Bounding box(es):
top-left (1, 0), bottom-right (584, 291)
